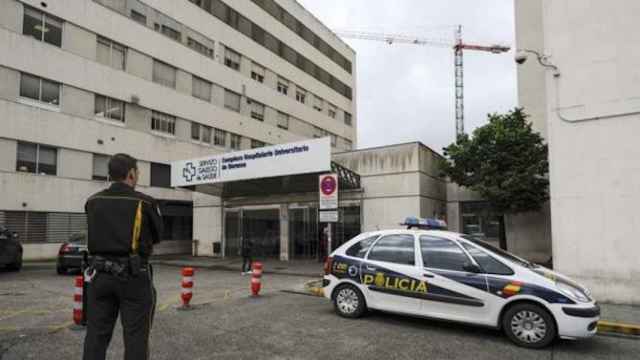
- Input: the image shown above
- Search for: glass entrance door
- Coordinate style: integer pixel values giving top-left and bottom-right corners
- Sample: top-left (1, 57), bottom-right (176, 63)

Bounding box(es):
top-left (289, 207), bottom-right (319, 260)
top-left (242, 209), bottom-right (280, 258)
top-left (224, 210), bottom-right (241, 257)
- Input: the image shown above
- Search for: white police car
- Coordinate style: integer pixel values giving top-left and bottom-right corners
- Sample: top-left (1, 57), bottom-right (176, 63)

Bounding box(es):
top-left (323, 218), bottom-right (599, 348)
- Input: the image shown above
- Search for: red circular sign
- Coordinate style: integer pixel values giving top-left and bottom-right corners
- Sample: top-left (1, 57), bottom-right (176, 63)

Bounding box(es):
top-left (320, 175), bottom-right (337, 195)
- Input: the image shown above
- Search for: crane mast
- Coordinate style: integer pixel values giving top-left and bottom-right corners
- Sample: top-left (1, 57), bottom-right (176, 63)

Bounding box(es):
top-left (334, 26), bottom-right (510, 137)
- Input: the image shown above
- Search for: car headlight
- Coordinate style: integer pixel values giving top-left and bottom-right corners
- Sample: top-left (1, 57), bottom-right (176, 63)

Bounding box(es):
top-left (556, 282), bottom-right (590, 303)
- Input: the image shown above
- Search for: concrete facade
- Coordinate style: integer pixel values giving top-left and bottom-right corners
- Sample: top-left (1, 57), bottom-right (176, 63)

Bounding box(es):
top-left (515, 0), bottom-right (640, 304)
top-left (0, 0), bottom-right (356, 260)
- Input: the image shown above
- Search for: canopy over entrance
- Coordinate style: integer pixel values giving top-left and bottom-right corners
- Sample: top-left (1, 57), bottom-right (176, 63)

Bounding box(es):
top-left (170, 138), bottom-right (360, 197)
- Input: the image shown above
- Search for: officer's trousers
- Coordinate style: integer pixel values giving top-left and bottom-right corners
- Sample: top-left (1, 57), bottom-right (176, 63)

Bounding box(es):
top-left (83, 267), bottom-right (156, 360)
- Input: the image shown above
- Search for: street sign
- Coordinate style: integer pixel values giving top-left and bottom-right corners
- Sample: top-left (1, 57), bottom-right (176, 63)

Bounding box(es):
top-left (319, 174), bottom-right (338, 210)
top-left (319, 210), bottom-right (338, 223)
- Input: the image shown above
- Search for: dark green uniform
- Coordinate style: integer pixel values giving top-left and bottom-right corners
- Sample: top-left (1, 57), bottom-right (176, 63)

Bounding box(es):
top-left (83, 182), bottom-right (163, 360)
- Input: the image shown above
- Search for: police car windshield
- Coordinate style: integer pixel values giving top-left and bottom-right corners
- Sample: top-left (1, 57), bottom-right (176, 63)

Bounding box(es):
top-left (461, 235), bottom-right (534, 268)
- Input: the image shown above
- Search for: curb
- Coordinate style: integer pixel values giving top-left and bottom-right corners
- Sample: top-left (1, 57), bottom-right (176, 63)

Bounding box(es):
top-left (151, 261), bottom-right (322, 278)
top-left (597, 321), bottom-right (640, 337)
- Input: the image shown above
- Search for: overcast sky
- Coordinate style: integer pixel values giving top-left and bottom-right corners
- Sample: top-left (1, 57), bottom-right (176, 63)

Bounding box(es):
top-left (298, 0), bottom-right (517, 153)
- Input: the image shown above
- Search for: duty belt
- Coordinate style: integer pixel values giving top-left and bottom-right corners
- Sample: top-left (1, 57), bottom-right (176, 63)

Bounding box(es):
top-left (91, 255), bottom-right (148, 279)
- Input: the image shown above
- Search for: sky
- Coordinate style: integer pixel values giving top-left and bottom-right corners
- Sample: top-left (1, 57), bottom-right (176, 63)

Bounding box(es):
top-left (297, 0), bottom-right (518, 153)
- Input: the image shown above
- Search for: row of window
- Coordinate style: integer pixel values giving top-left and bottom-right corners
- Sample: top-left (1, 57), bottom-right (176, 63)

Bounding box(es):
top-left (224, 47), bottom-right (352, 126)
top-left (17, 72), bottom-right (281, 151)
top-left (0, 207), bottom-right (192, 243)
top-left (187, 0), bottom-right (353, 100)
top-left (346, 234), bottom-right (512, 275)
top-left (249, 0), bottom-right (352, 74)
top-left (24, 4), bottom-right (353, 135)
top-left (15, 141), bottom-right (174, 188)
top-left (94, 0), bottom-right (354, 126)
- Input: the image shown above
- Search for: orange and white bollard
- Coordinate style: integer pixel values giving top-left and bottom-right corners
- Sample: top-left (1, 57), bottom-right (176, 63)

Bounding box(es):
top-left (181, 267), bottom-right (195, 308)
top-left (250, 262), bottom-right (263, 296)
top-left (73, 275), bottom-right (84, 326)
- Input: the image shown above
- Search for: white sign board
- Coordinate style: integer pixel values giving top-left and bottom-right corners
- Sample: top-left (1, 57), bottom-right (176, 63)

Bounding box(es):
top-left (319, 173), bottom-right (339, 210)
top-left (319, 210), bottom-right (338, 223)
top-left (171, 138), bottom-right (331, 187)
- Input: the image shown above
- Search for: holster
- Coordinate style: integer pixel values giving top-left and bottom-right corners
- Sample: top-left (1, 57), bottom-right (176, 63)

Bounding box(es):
top-left (129, 254), bottom-right (141, 277)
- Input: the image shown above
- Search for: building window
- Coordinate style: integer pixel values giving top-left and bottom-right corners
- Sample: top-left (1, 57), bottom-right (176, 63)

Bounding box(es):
top-left (187, 37), bottom-right (213, 58)
top-left (249, 100), bottom-right (265, 121)
top-left (224, 90), bottom-right (241, 112)
top-left (92, 154), bottom-right (110, 181)
top-left (277, 78), bottom-right (289, 95)
top-left (224, 47), bottom-right (241, 71)
top-left (251, 139), bottom-right (265, 149)
top-left (151, 111), bottom-right (176, 135)
top-left (156, 23), bottom-right (181, 41)
top-left (150, 162), bottom-right (171, 188)
top-left (192, 76), bottom-right (212, 102)
top-left (344, 112), bottom-right (352, 126)
top-left (214, 128), bottom-right (226, 147)
top-left (95, 95), bottom-right (125, 122)
top-left (328, 104), bottom-right (337, 119)
top-left (16, 142), bottom-right (57, 175)
top-left (23, 6), bottom-right (62, 47)
top-left (191, 122), bottom-right (200, 141)
top-left (277, 112), bottom-right (289, 130)
top-left (1, 211), bottom-right (87, 244)
top-left (96, 36), bottom-right (126, 70)
top-left (251, 63), bottom-right (265, 83)
top-left (313, 95), bottom-right (324, 112)
top-left (229, 133), bottom-right (241, 150)
top-left (201, 126), bottom-right (212, 143)
top-left (19, 73), bottom-right (60, 107)
top-left (153, 60), bottom-right (177, 88)
top-left (130, 10), bottom-right (147, 25)
top-left (330, 133), bottom-right (337, 147)
top-left (296, 88), bottom-right (306, 104)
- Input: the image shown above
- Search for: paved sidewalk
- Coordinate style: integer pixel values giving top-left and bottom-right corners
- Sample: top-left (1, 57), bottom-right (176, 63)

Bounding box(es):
top-left (151, 255), bottom-right (324, 278)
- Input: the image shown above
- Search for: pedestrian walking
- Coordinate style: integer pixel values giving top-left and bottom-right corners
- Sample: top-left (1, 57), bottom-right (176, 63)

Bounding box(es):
top-left (82, 153), bottom-right (163, 360)
top-left (241, 238), bottom-right (253, 274)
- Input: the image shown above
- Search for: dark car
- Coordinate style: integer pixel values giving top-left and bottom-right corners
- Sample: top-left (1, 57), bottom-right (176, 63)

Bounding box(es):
top-left (56, 233), bottom-right (88, 275)
top-left (0, 225), bottom-right (22, 271)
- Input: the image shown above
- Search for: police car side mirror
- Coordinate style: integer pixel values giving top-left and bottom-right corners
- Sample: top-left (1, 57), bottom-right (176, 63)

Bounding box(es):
top-left (463, 262), bottom-right (483, 274)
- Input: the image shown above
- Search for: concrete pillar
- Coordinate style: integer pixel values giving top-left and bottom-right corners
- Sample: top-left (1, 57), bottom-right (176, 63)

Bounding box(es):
top-left (192, 193), bottom-right (222, 257)
top-left (279, 204), bottom-right (289, 261)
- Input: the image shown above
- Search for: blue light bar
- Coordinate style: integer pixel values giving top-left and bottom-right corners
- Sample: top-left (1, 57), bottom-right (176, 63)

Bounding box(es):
top-left (401, 217), bottom-right (447, 230)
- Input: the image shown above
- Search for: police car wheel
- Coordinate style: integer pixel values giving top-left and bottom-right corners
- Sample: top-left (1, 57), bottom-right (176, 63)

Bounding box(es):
top-left (333, 284), bottom-right (366, 318)
top-left (503, 303), bottom-right (556, 349)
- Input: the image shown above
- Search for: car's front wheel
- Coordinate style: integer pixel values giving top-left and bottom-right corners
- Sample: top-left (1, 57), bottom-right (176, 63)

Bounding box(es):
top-left (503, 303), bottom-right (557, 349)
top-left (332, 284), bottom-right (366, 318)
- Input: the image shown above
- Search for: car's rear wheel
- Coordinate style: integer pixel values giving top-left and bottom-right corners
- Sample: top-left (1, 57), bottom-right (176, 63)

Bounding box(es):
top-left (56, 265), bottom-right (66, 275)
top-left (332, 284), bottom-right (366, 318)
top-left (503, 303), bottom-right (557, 349)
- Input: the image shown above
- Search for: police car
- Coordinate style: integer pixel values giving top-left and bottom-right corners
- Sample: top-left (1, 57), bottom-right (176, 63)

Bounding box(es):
top-left (323, 217), bottom-right (599, 348)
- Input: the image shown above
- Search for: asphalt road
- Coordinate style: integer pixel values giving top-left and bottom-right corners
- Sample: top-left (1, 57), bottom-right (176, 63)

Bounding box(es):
top-left (1, 264), bottom-right (638, 359)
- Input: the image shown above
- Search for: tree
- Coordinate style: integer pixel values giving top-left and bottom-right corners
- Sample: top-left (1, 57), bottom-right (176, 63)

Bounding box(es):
top-left (440, 108), bottom-right (549, 247)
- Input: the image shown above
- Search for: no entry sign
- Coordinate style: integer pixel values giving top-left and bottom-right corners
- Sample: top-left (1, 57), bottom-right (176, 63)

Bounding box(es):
top-left (319, 174), bottom-right (338, 210)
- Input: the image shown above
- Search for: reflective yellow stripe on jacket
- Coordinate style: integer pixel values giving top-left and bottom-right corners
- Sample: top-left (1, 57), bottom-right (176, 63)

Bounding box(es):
top-left (131, 201), bottom-right (143, 254)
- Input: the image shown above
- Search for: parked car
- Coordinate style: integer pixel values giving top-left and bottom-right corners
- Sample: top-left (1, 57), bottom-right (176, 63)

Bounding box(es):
top-left (323, 218), bottom-right (599, 349)
top-left (56, 233), bottom-right (88, 275)
top-left (0, 226), bottom-right (22, 271)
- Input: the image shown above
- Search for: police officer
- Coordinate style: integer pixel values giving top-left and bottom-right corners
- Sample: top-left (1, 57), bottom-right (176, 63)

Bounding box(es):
top-left (83, 153), bottom-right (163, 360)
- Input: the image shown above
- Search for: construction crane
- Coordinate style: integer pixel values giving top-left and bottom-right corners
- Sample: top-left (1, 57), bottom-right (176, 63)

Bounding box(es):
top-left (334, 26), bottom-right (510, 137)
